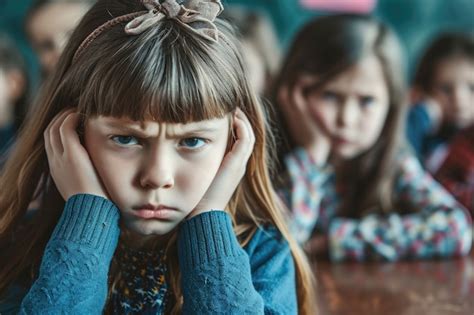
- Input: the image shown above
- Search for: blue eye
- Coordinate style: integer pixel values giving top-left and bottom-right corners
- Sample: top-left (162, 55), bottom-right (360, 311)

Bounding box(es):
top-left (179, 137), bottom-right (206, 149)
top-left (438, 84), bottom-right (453, 95)
top-left (112, 135), bottom-right (139, 146)
top-left (322, 91), bottom-right (339, 101)
top-left (359, 96), bottom-right (375, 107)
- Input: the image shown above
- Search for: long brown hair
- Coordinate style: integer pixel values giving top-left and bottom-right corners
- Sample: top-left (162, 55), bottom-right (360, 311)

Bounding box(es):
top-left (0, 0), bottom-right (316, 313)
top-left (273, 14), bottom-right (409, 218)
top-left (413, 32), bottom-right (474, 94)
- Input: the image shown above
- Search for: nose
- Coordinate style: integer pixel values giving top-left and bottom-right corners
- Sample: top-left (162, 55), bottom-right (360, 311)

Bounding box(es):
top-left (336, 98), bottom-right (358, 128)
top-left (139, 147), bottom-right (174, 190)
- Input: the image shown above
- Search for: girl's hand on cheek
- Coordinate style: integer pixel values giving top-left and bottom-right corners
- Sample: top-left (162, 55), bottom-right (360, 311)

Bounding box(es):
top-left (279, 77), bottom-right (331, 166)
top-left (188, 108), bottom-right (255, 218)
top-left (44, 109), bottom-right (108, 201)
top-left (410, 87), bottom-right (443, 128)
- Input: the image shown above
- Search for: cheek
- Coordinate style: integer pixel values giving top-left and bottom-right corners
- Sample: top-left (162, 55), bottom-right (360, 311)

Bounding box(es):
top-left (175, 148), bottom-right (227, 207)
top-left (363, 107), bottom-right (389, 144)
top-left (433, 90), bottom-right (451, 109)
top-left (309, 102), bottom-right (337, 133)
top-left (93, 153), bottom-right (133, 194)
top-left (84, 134), bottom-right (135, 203)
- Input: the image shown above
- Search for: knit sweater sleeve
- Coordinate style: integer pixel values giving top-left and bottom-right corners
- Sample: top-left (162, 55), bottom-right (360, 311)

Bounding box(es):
top-left (328, 154), bottom-right (473, 262)
top-left (406, 102), bottom-right (435, 158)
top-left (19, 194), bottom-right (120, 314)
top-left (281, 147), bottom-right (332, 244)
top-left (178, 211), bottom-right (297, 314)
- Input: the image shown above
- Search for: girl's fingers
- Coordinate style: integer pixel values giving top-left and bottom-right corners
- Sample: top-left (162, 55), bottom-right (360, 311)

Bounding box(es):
top-left (233, 109), bottom-right (255, 159)
top-left (234, 109), bottom-right (250, 142)
top-left (239, 109), bottom-right (256, 143)
top-left (292, 84), bottom-right (306, 114)
top-left (59, 112), bottom-right (81, 154)
top-left (228, 118), bottom-right (247, 159)
top-left (47, 109), bottom-right (74, 155)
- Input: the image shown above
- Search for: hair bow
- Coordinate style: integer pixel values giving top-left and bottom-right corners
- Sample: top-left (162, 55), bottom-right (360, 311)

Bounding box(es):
top-left (125, 0), bottom-right (224, 42)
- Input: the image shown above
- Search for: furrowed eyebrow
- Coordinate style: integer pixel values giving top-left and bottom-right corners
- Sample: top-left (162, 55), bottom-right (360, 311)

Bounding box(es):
top-left (101, 120), bottom-right (223, 138)
top-left (175, 127), bottom-right (220, 134)
top-left (166, 127), bottom-right (223, 140)
top-left (102, 121), bottom-right (149, 136)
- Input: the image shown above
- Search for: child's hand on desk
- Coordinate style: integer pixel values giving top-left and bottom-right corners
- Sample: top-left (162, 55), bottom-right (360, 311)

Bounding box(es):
top-left (189, 108), bottom-right (255, 218)
top-left (44, 109), bottom-right (108, 201)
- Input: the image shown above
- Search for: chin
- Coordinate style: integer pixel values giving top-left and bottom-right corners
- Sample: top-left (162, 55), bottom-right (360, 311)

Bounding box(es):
top-left (125, 219), bottom-right (178, 236)
top-left (335, 149), bottom-right (359, 160)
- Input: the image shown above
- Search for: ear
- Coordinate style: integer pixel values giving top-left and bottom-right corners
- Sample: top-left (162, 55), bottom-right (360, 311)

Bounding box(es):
top-left (6, 70), bottom-right (27, 103)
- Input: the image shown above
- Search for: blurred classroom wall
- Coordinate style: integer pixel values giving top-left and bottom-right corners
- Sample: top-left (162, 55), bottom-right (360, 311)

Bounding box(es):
top-left (1, 0), bottom-right (473, 86)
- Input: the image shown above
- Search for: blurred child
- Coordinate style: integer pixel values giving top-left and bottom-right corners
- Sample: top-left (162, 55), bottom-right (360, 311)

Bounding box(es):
top-left (0, 33), bottom-right (29, 158)
top-left (25, 0), bottom-right (92, 77)
top-left (221, 7), bottom-right (281, 95)
top-left (0, 0), bottom-right (315, 313)
top-left (273, 14), bottom-right (472, 262)
top-left (408, 33), bottom-right (474, 173)
top-left (434, 125), bottom-right (474, 215)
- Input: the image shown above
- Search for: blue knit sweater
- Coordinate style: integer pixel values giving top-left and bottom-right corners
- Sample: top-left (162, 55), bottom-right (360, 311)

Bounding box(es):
top-left (0, 194), bottom-right (297, 314)
top-left (406, 102), bottom-right (458, 164)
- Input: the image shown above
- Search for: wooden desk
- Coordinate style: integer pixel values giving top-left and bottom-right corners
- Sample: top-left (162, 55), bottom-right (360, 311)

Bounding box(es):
top-left (313, 252), bottom-right (474, 315)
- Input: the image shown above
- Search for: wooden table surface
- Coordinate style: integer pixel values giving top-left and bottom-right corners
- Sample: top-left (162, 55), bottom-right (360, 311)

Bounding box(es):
top-left (313, 251), bottom-right (474, 315)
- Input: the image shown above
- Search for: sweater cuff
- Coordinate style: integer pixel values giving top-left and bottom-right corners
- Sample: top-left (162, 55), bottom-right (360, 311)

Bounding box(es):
top-left (50, 194), bottom-right (120, 258)
top-left (178, 211), bottom-right (243, 270)
top-left (285, 147), bottom-right (332, 183)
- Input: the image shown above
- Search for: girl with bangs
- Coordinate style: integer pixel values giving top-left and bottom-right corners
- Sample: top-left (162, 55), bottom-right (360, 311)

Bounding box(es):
top-left (274, 14), bottom-right (472, 262)
top-left (0, 0), bottom-right (315, 314)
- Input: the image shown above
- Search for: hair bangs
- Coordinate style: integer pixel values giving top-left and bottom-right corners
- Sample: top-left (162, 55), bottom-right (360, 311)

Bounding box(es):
top-left (75, 20), bottom-right (239, 123)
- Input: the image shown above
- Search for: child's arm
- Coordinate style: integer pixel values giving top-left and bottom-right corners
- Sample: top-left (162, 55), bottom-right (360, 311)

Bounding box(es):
top-left (19, 194), bottom-right (120, 314)
top-left (178, 211), bottom-right (297, 314)
top-left (277, 78), bottom-right (333, 244)
top-left (177, 109), bottom-right (296, 313)
top-left (328, 154), bottom-right (472, 262)
top-left (435, 177), bottom-right (474, 213)
top-left (435, 129), bottom-right (474, 212)
top-left (406, 100), bottom-right (443, 158)
top-left (282, 147), bottom-right (332, 244)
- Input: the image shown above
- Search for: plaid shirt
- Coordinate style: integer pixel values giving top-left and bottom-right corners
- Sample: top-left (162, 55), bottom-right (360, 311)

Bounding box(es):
top-left (281, 148), bottom-right (472, 262)
top-left (435, 125), bottom-right (474, 215)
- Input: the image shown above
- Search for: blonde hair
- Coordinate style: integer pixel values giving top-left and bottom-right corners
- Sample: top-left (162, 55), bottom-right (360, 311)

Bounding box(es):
top-left (0, 0), bottom-right (316, 313)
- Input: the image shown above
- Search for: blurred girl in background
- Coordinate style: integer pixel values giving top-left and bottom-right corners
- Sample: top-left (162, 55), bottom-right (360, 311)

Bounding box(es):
top-left (408, 33), bottom-right (474, 172)
top-left (273, 14), bottom-right (472, 262)
top-left (0, 33), bottom-right (29, 158)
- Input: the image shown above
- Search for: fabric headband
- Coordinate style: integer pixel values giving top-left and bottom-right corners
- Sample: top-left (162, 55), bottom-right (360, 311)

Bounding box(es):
top-left (72, 0), bottom-right (223, 63)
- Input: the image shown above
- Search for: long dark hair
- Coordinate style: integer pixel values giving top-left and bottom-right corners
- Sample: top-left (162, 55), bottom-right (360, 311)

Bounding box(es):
top-left (273, 14), bottom-right (409, 217)
top-left (413, 32), bottom-right (474, 94)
